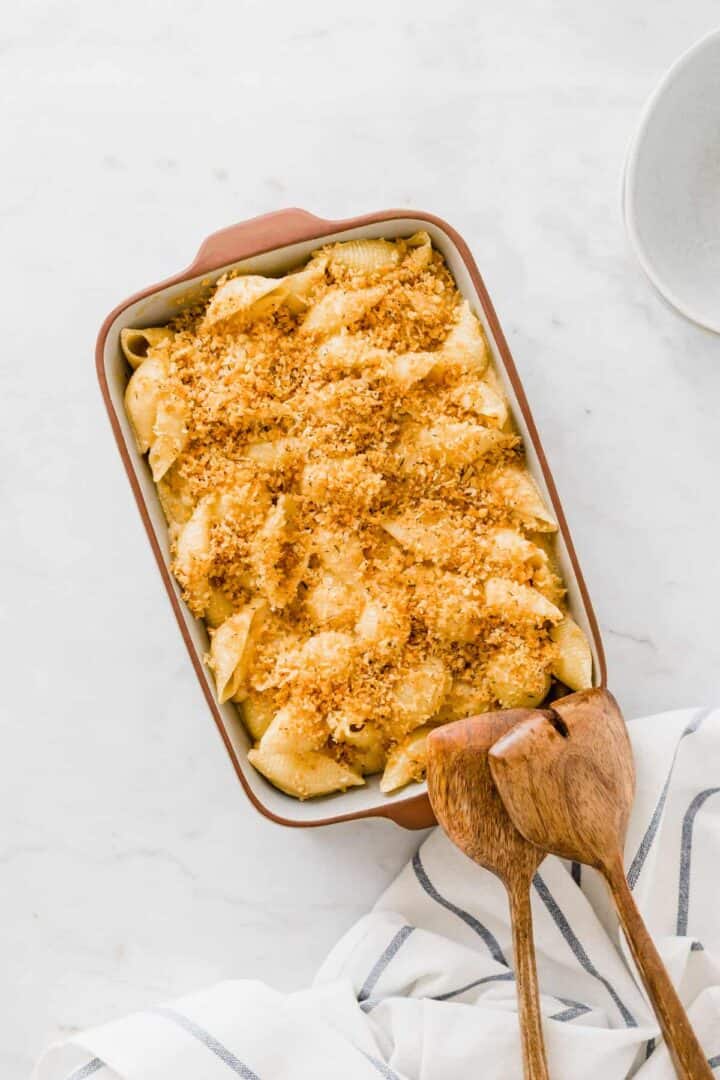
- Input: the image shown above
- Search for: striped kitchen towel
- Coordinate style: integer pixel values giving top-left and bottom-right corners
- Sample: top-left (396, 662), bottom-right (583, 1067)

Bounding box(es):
top-left (36, 707), bottom-right (720, 1079)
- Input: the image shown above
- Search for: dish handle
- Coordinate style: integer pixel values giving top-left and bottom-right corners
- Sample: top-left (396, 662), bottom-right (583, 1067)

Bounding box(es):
top-left (188, 208), bottom-right (339, 276)
top-left (374, 792), bottom-right (436, 830)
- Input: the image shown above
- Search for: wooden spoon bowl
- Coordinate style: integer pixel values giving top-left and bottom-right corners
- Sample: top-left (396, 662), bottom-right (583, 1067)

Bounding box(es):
top-left (487, 690), bottom-right (634, 871)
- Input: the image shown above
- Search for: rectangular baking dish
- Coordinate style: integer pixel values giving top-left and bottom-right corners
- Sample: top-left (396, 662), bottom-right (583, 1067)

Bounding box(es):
top-left (97, 208), bottom-right (606, 829)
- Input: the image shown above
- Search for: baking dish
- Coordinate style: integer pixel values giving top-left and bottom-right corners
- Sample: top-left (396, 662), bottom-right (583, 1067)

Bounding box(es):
top-left (96, 208), bottom-right (606, 829)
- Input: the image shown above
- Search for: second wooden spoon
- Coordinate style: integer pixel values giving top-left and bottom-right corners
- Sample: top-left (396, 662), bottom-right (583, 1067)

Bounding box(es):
top-left (488, 688), bottom-right (711, 1080)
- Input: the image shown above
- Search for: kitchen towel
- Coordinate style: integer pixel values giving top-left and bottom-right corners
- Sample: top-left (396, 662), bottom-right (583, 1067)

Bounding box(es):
top-left (36, 706), bottom-right (720, 1079)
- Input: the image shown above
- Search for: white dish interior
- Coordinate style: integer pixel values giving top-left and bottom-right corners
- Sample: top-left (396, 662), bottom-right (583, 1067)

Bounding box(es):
top-left (624, 29), bottom-right (720, 333)
top-left (103, 216), bottom-right (602, 824)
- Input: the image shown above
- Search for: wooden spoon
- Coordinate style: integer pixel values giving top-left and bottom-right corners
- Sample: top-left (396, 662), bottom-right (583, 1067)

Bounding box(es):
top-left (488, 687), bottom-right (711, 1080)
top-left (427, 713), bottom-right (550, 1080)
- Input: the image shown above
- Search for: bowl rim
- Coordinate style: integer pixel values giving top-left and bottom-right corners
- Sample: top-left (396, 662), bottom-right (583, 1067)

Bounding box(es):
top-left (96, 206), bottom-right (607, 828)
top-left (623, 26), bottom-right (720, 335)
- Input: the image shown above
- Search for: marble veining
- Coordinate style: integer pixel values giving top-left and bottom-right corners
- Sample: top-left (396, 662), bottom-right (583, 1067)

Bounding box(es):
top-left (2, 1), bottom-right (720, 1074)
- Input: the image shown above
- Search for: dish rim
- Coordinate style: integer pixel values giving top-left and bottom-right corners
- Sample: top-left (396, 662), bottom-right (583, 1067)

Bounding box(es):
top-left (96, 206), bottom-right (607, 829)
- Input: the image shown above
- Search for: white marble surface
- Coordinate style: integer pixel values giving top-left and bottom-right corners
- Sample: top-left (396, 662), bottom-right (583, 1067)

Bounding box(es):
top-left (2, 2), bottom-right (720, 1075)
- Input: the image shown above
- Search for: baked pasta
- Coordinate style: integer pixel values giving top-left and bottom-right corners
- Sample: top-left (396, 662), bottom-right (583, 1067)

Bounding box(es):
top-left (122, 233), bottom-right (592, 798)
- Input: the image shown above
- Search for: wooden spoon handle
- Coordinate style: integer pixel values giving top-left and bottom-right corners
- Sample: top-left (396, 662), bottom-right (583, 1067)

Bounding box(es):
top-left (606, 859), bottom-right (711, 1079)
top-left (508, 880), bottom-right (550, 1080)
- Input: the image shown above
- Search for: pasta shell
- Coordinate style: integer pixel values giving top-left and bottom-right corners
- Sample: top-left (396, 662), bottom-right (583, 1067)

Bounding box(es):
top-left (157, 468), bottom-right (194, 530)
top-left (205, 587), bottom-right (235, 629)
top-left (492, 465), bottom-right (558, 532)
top-left (486, 645), bottom-right (551, 709)
top-left (439, 301), bottom-right (488, 373)
top-left (290, 631), bottom-right (356, 682)
top-left (402, 419), bottom-right (508, 469)
top-left (551, 616), bottom-right (592, 691)
top-left (149, 395), bottom-right (188, 481)
top-left (484, 578), bottom-right (563, 623)
top-left (404, 231), bottom-right (433, 272)
top-left (203, 274), bottom-right (284, 329)
top-left (437, 679), bottom-right (493, 722)
top-left (209, 600), bottom-right (268, 703)
top-left (243, 436), bottom-right (301, 469)
top-left (314, 528), bottom-right (365, 578)
top-left (382, 507), bottom-right (456, 564)
top-left (485, 528), bottom-right (548, 572)
top-left (327, 712), bottom-right (380, 750)
top-left (120, 327), bottom-right (173, 369)
top-left (380, 724), bottom-right (436, 794)
top-left (387, 350), bottom-right (437, 388)
top-left (391, 658), bottom-right (449, 731)
top-left (247, 747), bottom-right (364, 799)
top-left (403, 565), bottom-right (481, 644)
top-left (241, 689), bottom-right (279, 741)
top-left (355, 599), bottom-right (410, 655)
top-left (304, 571), bottom-right (363, 630)
top-left (124, 354), bottom-right (167, 454)
top-left (327, 239), bottom-right (400, 275)
top-left (277, 257), bottom-right (327, 314)
top-left (175, 499), bottom-right (212, 565)
top-left (350, 743), bottom-right (386, 777)
top-left (249, 494), bottom-right (309, 610)
top-left (450, 378), bottom-right (508, 428)
top-left (300, 285), bottom-right (385, 337)
top-left (259, 702), bottom-right (326, 754)
top-left (204, 259), bottom-right (327, 329)
top-left (301, 457), bottom-right (384, 509)
top-left (173, 497), bottom-right (216, 616)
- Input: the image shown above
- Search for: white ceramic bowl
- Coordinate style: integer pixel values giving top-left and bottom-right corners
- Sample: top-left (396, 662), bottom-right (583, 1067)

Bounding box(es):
top-left (624, 28), bottom-right (720, 333)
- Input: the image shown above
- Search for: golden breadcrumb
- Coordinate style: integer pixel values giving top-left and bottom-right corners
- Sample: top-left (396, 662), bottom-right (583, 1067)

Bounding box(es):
top-left (130, 233), bottom-right (576, 797)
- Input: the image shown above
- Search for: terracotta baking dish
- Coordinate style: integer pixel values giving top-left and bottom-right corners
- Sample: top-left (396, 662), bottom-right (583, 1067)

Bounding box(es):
top-left (96, 208), bottom-right (606, 829)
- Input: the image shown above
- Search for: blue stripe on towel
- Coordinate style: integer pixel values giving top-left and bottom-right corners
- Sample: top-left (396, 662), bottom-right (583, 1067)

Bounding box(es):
top-left (412, 851), bottom-right (509, 967)
top-left (627, 709), bottom-right (710, 889)
top-left (358, 925), bottom-right (414, 1003)
top-left (550, 1001), bottom-right (592, 1023)
top-left (361, 1050), bottom-right (404, 1079)
top-left (66, 1061), bottom-right (104, 1080)
top-left (432, 970), bottom-right (515, 1002)
top-left (533, 873), bottom-right (637, 1027)
top-left (148, 1007), bottom-right (261, 1078)
top-left (677, 788), bottom-right (720, 936)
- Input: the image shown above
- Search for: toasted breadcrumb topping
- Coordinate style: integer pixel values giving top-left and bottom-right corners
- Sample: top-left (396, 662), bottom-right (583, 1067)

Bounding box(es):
top-left (133, 234), bottom-right (574, 795)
